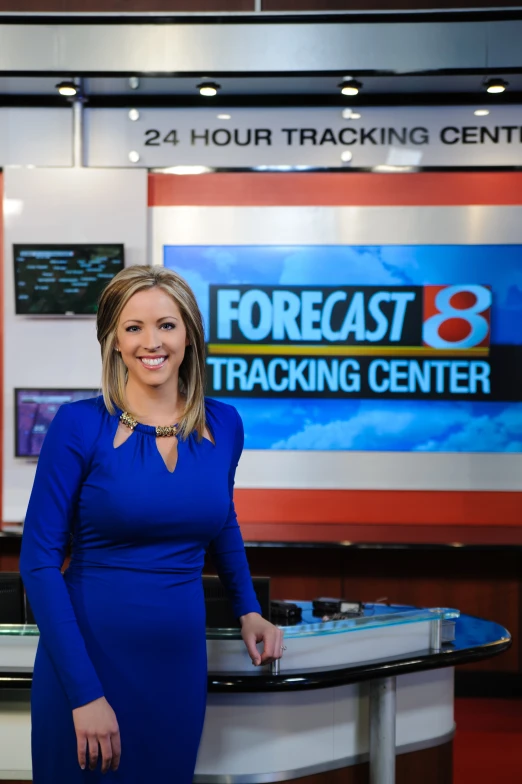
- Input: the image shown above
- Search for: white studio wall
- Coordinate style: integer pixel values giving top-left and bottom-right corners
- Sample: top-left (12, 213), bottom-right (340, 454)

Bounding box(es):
top-left (3, 167), bottom-right (148, 522)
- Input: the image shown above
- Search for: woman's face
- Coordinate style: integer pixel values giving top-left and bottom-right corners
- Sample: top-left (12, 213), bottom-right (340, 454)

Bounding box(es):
top-left (115, 287), bottom-right (189, 390)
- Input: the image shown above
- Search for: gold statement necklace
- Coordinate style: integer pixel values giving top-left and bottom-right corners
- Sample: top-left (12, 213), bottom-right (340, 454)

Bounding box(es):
top-left (119, 411), bottom-right (179, 438)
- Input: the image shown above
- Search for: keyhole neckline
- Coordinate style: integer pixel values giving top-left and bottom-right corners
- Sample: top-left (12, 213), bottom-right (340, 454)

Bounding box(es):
top-left (113, 405), bottom-right (178, 437)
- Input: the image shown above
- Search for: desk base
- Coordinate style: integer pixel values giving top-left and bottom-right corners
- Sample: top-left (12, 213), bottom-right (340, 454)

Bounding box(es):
top-left (0, 741), bottom-right (453, 784)
top-left (272, 740), bottom-right (453, 784)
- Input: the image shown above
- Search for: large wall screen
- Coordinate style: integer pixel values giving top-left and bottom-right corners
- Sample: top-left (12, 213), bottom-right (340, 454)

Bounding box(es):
top-left (165, 244), bottom-right (522, 452)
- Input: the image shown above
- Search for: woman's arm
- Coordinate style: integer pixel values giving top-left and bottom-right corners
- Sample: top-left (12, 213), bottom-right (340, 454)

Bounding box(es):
top-left (208, 406), bottom-right (284, 665)
top-left (19, 403), bottom-right (105, 710)
top-left (207, 407), bottom-right (262, 619)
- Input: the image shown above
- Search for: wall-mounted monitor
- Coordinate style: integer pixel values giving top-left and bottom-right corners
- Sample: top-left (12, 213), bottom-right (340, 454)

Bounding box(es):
top-left (13, 244), bottom-right (124, 315)
top-left (15, 389), bottom-right (99, 458)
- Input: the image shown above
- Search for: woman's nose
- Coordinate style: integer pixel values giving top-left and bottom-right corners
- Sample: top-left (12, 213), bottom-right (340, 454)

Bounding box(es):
top-left (143, 330), bottom-right (161, 350)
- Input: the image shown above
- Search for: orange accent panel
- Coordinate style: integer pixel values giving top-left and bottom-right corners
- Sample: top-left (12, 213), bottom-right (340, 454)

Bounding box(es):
top-left (234, 489), bottom-right (522, 526)
top-left (148, 172), bottom-right (522, 207)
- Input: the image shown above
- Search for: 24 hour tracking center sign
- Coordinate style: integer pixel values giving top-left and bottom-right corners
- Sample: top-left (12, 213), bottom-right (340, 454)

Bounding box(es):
top-left (206, 283), bottom-right (507, 401)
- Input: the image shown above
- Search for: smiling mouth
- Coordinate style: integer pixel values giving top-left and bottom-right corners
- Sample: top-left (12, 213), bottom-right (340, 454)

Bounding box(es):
top-left (139, 356), bottom-right (167, 369)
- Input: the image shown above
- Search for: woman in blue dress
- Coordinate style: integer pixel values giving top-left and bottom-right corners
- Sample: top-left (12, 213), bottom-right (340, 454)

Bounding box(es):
top-left (20, 265), bottom-right (284, 782)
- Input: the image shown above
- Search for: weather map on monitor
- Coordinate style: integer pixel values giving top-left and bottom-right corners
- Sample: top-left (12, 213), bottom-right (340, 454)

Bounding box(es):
top-left (15, 389), bottom-right (98, 457)
top-left (13, 244), bottom-right (124, 315)
top-left (164, 244), bottom-right (522, 453)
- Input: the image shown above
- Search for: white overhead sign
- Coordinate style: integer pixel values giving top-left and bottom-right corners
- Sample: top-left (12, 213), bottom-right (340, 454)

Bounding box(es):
top-left (0, 109), bottom-right (71, 167)
top-left (86, 105), bottom-right (522, 169)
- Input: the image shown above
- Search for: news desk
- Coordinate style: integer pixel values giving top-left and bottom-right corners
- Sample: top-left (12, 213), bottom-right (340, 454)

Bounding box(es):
top-left (0, 603), bottom-right (511, 783)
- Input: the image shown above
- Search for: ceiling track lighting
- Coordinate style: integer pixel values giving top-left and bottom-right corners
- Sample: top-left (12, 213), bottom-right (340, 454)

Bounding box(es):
top-left (55, 80), bottom-right (86, 102)
top-left (339, 78), bottom-right (362, 97)
top-left (484, 78), bottom-right (508, 94)
top-left (198, 81), bottom-right (221, 97)
top-left (56, 80), bottom-right (79, 97)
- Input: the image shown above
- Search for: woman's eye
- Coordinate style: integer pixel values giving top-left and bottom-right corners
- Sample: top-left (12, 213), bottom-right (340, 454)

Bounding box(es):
top-left (124, 323), bottom-right (175, 332)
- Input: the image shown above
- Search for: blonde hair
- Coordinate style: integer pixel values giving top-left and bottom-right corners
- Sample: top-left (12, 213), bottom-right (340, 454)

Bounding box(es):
top-left (96, 265), bottom-right (206, 440)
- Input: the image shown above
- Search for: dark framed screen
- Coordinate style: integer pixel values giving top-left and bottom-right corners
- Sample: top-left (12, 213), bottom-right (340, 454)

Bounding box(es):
top-left (15, 388), bottom-right (99, 457)
top-left (14, 244), bottom-right (124, 315)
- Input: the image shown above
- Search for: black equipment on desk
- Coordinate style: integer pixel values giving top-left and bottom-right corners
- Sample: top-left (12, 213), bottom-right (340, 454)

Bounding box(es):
top-left (0, 573), bottom-right (25, 624)
top-left (312, 597), bottom-right (363, 617)
top-left (203, 575), bottom-right (270, 628)
top-left (270, 600), bottom-right (302, 624)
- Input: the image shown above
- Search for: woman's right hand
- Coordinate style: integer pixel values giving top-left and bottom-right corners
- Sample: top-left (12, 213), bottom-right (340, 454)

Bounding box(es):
top-left (72, 696), bottom-right (121, 773)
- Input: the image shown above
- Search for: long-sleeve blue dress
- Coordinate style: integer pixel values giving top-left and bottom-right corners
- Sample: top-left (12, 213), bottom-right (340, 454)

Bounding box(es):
top-left (19, 395), bottom-right (261, 783)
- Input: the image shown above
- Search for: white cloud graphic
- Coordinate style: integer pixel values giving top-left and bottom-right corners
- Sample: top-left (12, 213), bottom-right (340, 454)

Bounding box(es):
top-left (271, 402), bottom-right (522, 453)
top-left (415, 411), bottom-right (522, 453)
top-left (271, 404), bottom-right (471, 451)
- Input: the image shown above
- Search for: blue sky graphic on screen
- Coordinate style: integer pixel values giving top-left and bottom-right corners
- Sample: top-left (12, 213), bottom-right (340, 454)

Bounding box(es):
top-left (164, 245), bottom-right (522, 453)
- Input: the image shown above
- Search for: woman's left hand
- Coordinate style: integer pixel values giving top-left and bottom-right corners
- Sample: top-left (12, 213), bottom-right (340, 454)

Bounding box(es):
top-left (240, 612), bottom-right (285, 666)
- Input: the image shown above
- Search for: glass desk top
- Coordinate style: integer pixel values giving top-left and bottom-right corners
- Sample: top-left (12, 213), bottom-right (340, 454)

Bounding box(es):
top-left (0, 603), bottom-right (459, 640)
top-left (207, 602), bottom-right (459, 639)
top-left (0, 605), bottom-right (511, 693)
top-left (0, 625), bottom-right (39, 637)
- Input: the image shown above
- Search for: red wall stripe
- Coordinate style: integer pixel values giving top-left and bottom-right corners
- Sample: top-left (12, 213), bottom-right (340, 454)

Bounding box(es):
top-left (149, 172), bottom-right (522, 207)
top-left (234, 489), bottom-right (522, 526)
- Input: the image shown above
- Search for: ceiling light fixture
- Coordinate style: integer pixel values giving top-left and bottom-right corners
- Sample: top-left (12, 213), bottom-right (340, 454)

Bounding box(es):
top-left (339, 79), bottom-right (362, 97)
top-left (56, 80), bottom-right (78, 97)
top-left (151, 166), bottom-right (214, 175)
top-left (198, 81), bottom-right (220, 97)
top-left (484, 78), bottom-right (508, 94)
top-left (373, 164), bottom-right (416, 173)
top-left (161, 166), bottom-right (213, 175)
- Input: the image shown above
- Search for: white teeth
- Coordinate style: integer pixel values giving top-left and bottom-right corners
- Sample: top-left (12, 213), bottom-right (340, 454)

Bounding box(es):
top-left (140, 357), bottom-right (166, 366)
